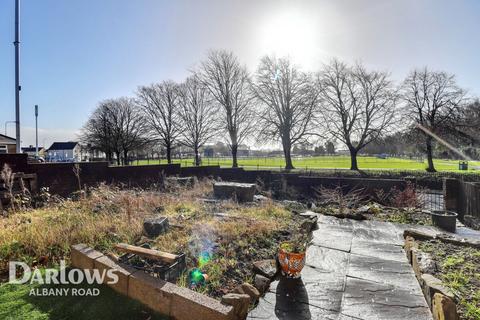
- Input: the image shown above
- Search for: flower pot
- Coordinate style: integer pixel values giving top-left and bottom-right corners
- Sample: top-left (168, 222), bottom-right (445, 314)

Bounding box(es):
top-left (430, 210), bottom-right (458, 233)
top-left (278, 243), bottom-right (306, 278)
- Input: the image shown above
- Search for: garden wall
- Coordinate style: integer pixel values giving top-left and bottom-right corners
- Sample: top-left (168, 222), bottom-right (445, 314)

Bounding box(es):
top-left (444, 178), bottom-right (480, 220)
top-left (0, 154), bottom-right (409, 197)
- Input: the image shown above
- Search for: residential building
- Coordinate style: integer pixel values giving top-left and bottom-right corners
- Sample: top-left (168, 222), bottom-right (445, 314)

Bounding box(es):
top-left (46, 142), bottom-right (82, 162)
top-left (0, 134), bottom-right (16, 154)
top-left (22, 145), bottom-right (46, 157)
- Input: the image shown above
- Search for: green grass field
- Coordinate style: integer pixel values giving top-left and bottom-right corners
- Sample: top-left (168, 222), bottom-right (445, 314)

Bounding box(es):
top-left (133, 155), bottom-right (480, 172)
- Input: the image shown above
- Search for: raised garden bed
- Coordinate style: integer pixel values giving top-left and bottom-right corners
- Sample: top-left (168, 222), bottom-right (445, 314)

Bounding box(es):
top-left (404, 232), bottom-right (480, 320)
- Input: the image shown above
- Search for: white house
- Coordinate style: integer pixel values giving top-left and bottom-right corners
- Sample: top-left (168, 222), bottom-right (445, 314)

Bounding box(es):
top-left (46, 142), bottom-right (82, 162)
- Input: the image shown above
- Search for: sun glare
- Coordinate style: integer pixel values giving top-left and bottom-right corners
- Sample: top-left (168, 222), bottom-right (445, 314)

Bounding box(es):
top-left (259, 9), bottom-right (319, 67)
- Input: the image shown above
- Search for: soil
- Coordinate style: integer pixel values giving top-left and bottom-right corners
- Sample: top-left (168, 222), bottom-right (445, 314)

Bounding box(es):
top-left (419, 240), bottom-right (480, 320)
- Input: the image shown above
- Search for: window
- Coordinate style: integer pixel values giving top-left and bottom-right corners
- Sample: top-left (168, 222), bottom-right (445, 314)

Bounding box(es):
top-left (0, 145), bottom-right (7, 154)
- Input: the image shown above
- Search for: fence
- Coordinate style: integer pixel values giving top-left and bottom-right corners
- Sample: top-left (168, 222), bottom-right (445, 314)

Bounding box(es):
top-left (444, 178), bottom-right (480, 220)
top-left (419, 189), bottom-right (444, 211)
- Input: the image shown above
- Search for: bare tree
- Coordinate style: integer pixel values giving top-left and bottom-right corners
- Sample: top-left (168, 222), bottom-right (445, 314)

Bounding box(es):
top-left (137, 81), bottom-right (181, 163)
top-left (401, 68), bottom-right (466, 172)
top-left (199, 50), bottom-right (255, 167)
top-left (81, 98), bottom-right (147, 165)
top-left (178, 75), bottom-right (218, 166)
top-left (252, 56), bottom-right (319, 170)
top-left (80, 100), bottom-right (118, 163)
top-left (318, 59), bottom-right (397, 170)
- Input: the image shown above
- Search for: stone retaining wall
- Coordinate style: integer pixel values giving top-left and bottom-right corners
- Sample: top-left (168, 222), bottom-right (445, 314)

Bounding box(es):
top-left (404, 236), bottom-right (459, 320)
top-left (71, 244), bottom-right (236, 320)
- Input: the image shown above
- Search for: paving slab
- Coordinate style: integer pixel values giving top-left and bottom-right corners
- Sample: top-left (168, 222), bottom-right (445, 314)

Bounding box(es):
top-left (347, 254), bottom-right (421, 291)
top-left (350, 240), bottom-right (405, 262)
top-left (341, 277), bottom-right (431, 320)
top-left (352, 226), bottom-right (402, 245)
top-left (311, 224), bottom-right (354, 252)
top-left (305, 245), bottom-right (349, 274)
top-left (247, 292), bottom-right (340, 320)
top-left (248, 216), bottom-right (432, 320)
top-left (268, 266), bottom-right (345, 312)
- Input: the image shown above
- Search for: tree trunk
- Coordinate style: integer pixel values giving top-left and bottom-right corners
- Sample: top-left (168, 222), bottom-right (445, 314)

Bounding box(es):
top-left (166, 143), bottom-right (172, 164)
top-left (282, 140), bottom-right (294, 170)
top-left (425, 136), bottom-right (436, 172)
top-left (349, 147), bottom-right (359, 171)
top-left (123, 150), bottom-right (129, 166)
top-left (115, 152), bottom-right (121, 165)
top-left (231, 143), bottom-right (238, 168)
top-left (194, 147), bottom-right (200, 166)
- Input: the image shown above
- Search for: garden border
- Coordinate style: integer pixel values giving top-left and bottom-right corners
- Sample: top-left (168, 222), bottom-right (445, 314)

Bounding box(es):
top-left (71, 244), bottom-right (239, 320)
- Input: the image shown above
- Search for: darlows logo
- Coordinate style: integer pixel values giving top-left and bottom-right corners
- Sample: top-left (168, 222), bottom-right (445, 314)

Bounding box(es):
top-left (9, 260), bottom-right (119, 296)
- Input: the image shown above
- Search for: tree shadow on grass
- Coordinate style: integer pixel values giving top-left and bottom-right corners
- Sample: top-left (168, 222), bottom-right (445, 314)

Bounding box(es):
top-left (0, 281), bottom-right (168, 320)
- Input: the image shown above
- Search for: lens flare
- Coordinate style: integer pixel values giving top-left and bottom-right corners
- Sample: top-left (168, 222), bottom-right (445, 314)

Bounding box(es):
top-left (198, 251), bottom-right (211, 268)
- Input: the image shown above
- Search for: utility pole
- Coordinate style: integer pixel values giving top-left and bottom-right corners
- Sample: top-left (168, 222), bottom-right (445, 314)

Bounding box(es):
top-left (14, 0), bottom-right (21, 153)
top-left (35, 105), bottom-right (39, 156)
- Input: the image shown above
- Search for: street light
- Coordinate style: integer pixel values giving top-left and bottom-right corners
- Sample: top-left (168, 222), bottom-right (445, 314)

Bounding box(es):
top-left (4, 121), bottom-right (16, 135)
top-left (35, 105), bottom-right (38, 156)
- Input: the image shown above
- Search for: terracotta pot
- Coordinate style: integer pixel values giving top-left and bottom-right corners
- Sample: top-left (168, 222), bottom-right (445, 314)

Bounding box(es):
top-left (278, 244), bottom-right (306, 278)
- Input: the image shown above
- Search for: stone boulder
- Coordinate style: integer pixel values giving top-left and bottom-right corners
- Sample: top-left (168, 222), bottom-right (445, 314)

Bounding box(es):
top-left (253, 259), bottom-right (278, 279)
top-left (143, 216), bottom-right (169, 238)
top-left (213, 182), bottom-right (256, 202)
top-left (254, 274), bottom-right (270, 295)
top-left (221, 293), bottom-right (250, 319)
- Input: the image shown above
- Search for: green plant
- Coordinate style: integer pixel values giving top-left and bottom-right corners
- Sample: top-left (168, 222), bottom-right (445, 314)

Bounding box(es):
top-left (280, 233), bottom-right (310, 253)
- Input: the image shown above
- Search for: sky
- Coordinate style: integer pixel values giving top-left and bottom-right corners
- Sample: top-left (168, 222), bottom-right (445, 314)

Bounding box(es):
top-left (0, 0), bottom-right (479, 148)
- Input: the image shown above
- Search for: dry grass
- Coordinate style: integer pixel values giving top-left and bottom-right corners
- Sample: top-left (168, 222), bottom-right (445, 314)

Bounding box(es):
top-left (0, 179), bottom-right (297, 299)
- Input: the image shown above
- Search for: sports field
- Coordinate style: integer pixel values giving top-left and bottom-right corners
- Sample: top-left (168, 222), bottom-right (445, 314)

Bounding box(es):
top-left (134, 156), bottom-right (480, 172)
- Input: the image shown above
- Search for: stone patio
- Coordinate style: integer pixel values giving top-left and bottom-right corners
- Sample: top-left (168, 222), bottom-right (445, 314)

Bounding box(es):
top-left (247, 215), bottom-right (434, 320)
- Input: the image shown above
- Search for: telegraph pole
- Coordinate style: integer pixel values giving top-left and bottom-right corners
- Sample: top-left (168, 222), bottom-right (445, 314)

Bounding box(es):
top-left (35, 105), bottom-right (38, 156)
top-left (14, 0), bottom-right (21, 153)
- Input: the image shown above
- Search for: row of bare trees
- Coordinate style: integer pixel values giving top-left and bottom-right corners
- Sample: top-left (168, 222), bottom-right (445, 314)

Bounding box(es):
top-left (81, 49), bottom-right (471, 171)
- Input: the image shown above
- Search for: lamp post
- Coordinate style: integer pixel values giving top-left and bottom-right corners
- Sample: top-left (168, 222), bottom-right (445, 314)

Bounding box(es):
top-left (4, 121), bottom-right (16, 135)
top-left (14, 0), bottom-right (21, 153)
top-left (35, 105), bottom-right (38, 156)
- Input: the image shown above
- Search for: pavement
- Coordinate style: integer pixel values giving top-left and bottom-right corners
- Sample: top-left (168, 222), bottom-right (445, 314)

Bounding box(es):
top-left (247, 215), bottom-right (435, 320)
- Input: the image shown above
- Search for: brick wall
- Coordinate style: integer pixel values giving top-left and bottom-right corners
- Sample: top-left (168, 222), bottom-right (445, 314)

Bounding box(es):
top-left (0, 154), bottom-right (411, 198)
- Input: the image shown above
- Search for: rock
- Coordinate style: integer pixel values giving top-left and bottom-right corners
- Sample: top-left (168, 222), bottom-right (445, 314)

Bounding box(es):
top-left (404, 236), bottom-right (418, 263)
top-left (240, 283), bottom-right (260, 302)
top-left (253, 260), bottom-right (278, 279)
top-left (281, 200), bottom-right (307, 212)
top-left (143, 216), bottom-right (169, 238)
top-left (213, 182), bottom-right (256, 202)
top-left (254, 274), bottom-right (270, 295)
top-left (254, 194), bottom-right (270, 202)
top-left (221, 293), bottom-right (250, 319)
top-left (299, 211), bottom-right (318, 232)
top-left (421, 274), bottom-right (455, 308)
top-left (432, 293), bottom-right (459, 320)
top-left (412, 249), bottom-right (437, 279)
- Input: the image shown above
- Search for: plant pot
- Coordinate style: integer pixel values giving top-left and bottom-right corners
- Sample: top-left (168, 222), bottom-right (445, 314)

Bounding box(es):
top-left (278, 243), bottom-right (306, 278)
top-left (430, 210), bottom-right (458, 233)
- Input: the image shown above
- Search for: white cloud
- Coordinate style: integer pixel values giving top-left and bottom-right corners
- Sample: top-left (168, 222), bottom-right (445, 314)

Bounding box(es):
top-left (18, 126), bottom-right (80, 149)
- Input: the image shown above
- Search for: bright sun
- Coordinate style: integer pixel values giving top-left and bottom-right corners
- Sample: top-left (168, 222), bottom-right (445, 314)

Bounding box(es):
top-left (259, 9), bottom-right (319, 67)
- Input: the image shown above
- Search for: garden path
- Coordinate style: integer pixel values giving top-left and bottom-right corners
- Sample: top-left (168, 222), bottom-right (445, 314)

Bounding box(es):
top-left (247, 216), bottom-right (434, 320)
